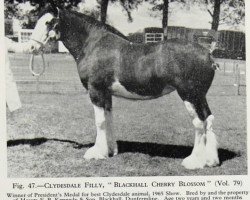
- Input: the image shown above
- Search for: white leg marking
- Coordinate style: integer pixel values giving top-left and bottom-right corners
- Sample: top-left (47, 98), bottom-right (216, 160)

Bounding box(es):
top-left (182, 118), bottom-right (207, 169)
top-left (182, 101), bottom-right (206, 169)
top-left (182, 101), bottom-right (219, 169)
top-left (84, 105), bottom-right (109, 160)
top-left (205, 115), bottom-right (220, 167)
top-left (184, 101), bottom-right (197, 118)
top-left (105, 110), bottom-right (118, 156)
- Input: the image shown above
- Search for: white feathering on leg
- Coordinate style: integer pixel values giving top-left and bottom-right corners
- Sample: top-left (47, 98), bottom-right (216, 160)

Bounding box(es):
top-left (205, 115), bottom-right (219, 167)
top-left (84, 105), bottom-right (109, 160)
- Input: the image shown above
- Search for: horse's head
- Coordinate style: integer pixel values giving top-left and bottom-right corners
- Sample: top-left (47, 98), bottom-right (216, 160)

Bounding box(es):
top-left (30, 7), bottom-right (60, 53)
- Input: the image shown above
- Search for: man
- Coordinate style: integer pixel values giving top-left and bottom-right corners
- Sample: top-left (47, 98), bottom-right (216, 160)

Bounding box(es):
top-left (5, 37), bottom-right (31, 112)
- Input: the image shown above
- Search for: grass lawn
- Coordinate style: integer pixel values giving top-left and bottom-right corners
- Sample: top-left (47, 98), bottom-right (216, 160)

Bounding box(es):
top-left (6, 54), bottom-right (247, 177)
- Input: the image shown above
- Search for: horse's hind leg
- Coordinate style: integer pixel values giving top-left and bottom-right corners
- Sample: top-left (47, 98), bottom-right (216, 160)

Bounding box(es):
top-left (180, 96), bottom-right (219, 169)
top-left (84, 87), bottom-right (117, 160)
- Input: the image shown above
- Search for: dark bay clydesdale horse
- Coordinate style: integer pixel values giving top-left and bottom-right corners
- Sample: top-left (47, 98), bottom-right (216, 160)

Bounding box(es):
top-left (29, 6), bottom-right (220, 169)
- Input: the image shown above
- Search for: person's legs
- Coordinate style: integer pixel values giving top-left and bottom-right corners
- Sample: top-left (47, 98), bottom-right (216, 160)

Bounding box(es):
top-left (5, 49), bottom-right (21, 112)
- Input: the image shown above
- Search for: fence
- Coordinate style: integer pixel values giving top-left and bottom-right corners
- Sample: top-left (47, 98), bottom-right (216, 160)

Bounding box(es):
top-left (145, 33), bottom-right (164, 43)
top-left (144, 27), bottom-right (164, 43)
top-left (18, 29), bottom-right (33, 43)
top-left (214, 58), bottom-right (246, 95)
top-left (216, 30), bottom-right (245, 60)
top-left (167, 27), bottom-right (245, 60)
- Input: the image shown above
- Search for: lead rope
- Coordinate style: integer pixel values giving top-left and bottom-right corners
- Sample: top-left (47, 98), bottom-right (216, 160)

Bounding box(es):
top-left (29, 53), bottom-right (46, 76)
top-left (29, 53), bottom-right (47, 93)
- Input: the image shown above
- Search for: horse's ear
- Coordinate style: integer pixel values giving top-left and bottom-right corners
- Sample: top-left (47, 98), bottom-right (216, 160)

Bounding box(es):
top-left (50, 6), bottom-right (60, 18)
top-left (55, 7), bottom-right (60, 18)
top-left (49, 1), bottom-right (60, 18)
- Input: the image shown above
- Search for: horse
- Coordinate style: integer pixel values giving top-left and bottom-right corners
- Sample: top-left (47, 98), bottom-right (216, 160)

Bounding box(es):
top-left (29, 6), bottom-right (220, 169)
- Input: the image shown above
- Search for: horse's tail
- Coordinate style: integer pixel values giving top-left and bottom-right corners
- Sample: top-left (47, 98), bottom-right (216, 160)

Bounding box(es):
top-left (210, 41), bottom-right (217, 54)
top-left (208, 42), bottom-right (220, 70)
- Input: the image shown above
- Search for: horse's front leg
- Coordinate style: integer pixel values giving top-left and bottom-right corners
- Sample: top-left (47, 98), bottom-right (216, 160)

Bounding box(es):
top-left (84, 87), bottom-right (117, 160)
top-left (181, 98), bottom-right (219, 169)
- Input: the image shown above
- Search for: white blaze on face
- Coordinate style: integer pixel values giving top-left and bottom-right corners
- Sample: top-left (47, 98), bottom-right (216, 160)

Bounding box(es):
top-left (30, 13), bottom-right (54, 50)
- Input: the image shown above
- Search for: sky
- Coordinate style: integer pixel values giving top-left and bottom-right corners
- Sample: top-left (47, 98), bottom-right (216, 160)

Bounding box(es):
top-left (13, 0), bottom-right (245, 35)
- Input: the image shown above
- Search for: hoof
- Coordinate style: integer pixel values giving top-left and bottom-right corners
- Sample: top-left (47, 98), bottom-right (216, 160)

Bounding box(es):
top-left (182, 155), bottom-right (206, 169)
top-left (206, 155), bottom-right (220, 167)
top-left (182, 154), bottom-right (220, 169)
top-left (84, 146), bottom-right (108, 160)
top-left (109, 149), bottom-right (118, 157)
top-left (113, 148), bottom-right (118, 156)
top-left (110, 143), bottom-right (118, 156)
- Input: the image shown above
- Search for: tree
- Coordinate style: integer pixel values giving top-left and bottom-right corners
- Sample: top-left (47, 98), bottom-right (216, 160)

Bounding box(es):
top-left (209, 0), bottom-right (221, 30)
top-left (4, 1), bottom-right (18, 19)
top-left (218, 0), bottom-right (245, 27)
top-left (148, 0), bottom-right (244, 35)
top-left (197, 0), bottom-right (245, 30)
top-left (97, 0), bottom-right (110, 23)
top-left (4, 0), bottom-right (82, 28)
top-left (147, 0), bottom-right (185, 39)
top-left (96, 0), bottom-right (143, 24)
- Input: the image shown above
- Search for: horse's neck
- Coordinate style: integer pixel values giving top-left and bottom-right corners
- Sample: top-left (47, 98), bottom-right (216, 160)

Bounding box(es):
top-left (58, 11), bottom-right (131, 62)
top-left (60, 30), bottom-right (85, 62)
top-left (59, 14), bottom-right (103, 63)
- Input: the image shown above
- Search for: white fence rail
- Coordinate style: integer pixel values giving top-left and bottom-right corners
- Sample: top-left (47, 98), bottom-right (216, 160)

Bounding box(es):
top-left (18, 29), bottom-right (33, 43)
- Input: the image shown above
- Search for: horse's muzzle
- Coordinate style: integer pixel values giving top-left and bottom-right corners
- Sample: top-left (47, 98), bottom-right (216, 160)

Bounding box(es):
top-left (30, 43), bottom-right (44, 54)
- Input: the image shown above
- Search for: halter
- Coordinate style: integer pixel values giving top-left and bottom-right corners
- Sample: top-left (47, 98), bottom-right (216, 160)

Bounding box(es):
top-left (30, 22), bottom-right (59, 49)
top-left (29, 12), bottom-right (59, 77)
top-left (30, 34), bottom-right (51, 49)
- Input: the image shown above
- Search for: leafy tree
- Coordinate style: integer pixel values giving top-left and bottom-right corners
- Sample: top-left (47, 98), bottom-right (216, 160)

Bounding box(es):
top-left (4, 1), bottom-right (18, 19)
top-left (148, 0), bottom-right (244, 34)
top-left (196, 0), bottom-right (245, 30)
top-left (118, 0), bottom-right (144, 22)
top-left (97, 0), bottom-right (143, 24)
top-left (97, 0), bottom-right (110, 23)
top-left (147, 0), bottom-right (185, 39)
top-left (218, 0), bottom-right (244, 27)
top-left (4, 0), bottom-right (82, 28)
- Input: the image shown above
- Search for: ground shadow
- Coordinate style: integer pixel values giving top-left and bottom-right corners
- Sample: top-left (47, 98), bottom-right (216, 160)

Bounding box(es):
top-left (7, 138), bottom-right (238, 163)
top-left (7, 137), bottom-right (92, 149)
top-left (117, 140), bottom-right (239, 163)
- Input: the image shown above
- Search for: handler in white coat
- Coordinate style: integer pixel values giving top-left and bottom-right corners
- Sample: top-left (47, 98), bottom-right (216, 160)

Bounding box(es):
top-left (5, 37), bottom-right (31, 112)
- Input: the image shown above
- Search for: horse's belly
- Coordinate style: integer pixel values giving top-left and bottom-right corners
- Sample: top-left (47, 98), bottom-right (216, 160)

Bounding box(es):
top-left (111, 80), bottom-right (175, 100)
top-left (111, 80), bottom-right (153, 100)
top-left (161, 85), bottom-right (176, 95)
